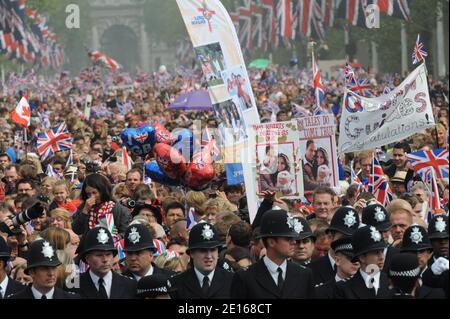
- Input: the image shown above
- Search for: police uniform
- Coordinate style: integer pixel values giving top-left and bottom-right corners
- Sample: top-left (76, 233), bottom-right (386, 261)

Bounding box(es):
top-left (68, 227), bottom-right (137, 299)
top-left (169, 223), bottom-right (233, 299)
top-left (387, 253), bottom-right (421, 299)
top-left (421, 215), bottom-right (449, 297)
top-left (292, 217), bottom-right (315, 266)
top-left (0, 236), bottom-right (26, 298)
top-left (401, 225), bottom-right (446, 298)
top-left (231, 210), bottom-right (315, 299)
top-left (136, 273), bottom-right (176, 299)
top-left (362, 204), bottom-right (400, 272)
top-left (8, 240), bottom-right (79, 299)
top-left (315, 237), bottom-right (354, 299)
top-left (334, 226), bottom-right (391, 299)
top-left (121, 224), bottom-right (174, 280)
top-left (308, 207), bottom-right (359, 287)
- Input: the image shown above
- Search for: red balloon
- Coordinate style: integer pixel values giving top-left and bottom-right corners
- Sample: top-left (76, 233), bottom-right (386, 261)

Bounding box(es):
top-left (154, 143), bottom-right (186, 180)
top-left (153, 123), bottom-right (173, 145)
top-left (184, 141), bottom-right (215, 188)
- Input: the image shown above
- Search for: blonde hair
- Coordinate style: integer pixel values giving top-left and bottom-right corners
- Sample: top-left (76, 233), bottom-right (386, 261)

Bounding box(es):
top-left (356, 150), bottom-right (374, 164)
top-left (50, 208), bottom-right (72, 229)
top-left (387, 199), bottom-right (413, 224)
top-left (186, 191), bottom-right (207, 214)
top-left (202, 197), bottom-right (236, 215)
top-left (163, 256), bottom-right (183, 272)
top-left (112, 182), bottom-right (128, 201)
top-left (53, 180), bottom-right (70, 193)
top-left (40, 227), bottom-right (71, 250)
top-left (56, 250), bottom-right (76, 289)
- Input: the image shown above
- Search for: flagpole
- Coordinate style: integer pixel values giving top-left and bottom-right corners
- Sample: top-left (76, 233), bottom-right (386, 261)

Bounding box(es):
top-left (23, 127), bottom-right (28, 161)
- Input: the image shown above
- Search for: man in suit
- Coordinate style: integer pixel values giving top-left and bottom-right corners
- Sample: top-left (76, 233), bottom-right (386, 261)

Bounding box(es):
top-left (169, 222), bottom-right (233, 299)
top-left (0, 236), bottom-right (25, 298)
top-left (122, 223), bottom-right (173, 281)
top-left (8, 240), bottom-right (79, 299)
top-left (401, 225), bottom-right (446, 299)
top-left (291, 217), bottom-right (315, 266)
top-left (231, 209), bottom-right (315, 299)
top-left (362, 203), bottom-right (400, 272)
top-left (315, 237), bottom-right (359, 299)
top-left (421, 215), bottom-right (449, 297)
top-left (69, 226), bottom-right (137, 299)
top-left (308, 206), bottom-right (360, 287)
top-left (334, 225), bottom-right (391, 299)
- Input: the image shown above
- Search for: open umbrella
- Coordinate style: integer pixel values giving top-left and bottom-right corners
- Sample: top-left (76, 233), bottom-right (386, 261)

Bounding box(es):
top-left (249, 59), bottom-right (271, 69)
top-left (168, 90), bottom-right (212, 111)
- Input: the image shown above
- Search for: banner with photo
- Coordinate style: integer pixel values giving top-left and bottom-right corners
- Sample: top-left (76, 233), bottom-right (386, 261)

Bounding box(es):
top-left (339, 63), bottom-right (435, 153)
top-left (297, 115), bottom-right (339, 196)
top-left (249, 122), bottom-right (303, 202)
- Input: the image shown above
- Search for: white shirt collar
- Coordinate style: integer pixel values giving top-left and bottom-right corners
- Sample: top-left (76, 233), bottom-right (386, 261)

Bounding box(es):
top-left (335, 274), bottom-right (346, 282)
top-left (0, 276), bottom-right (9, 298)
top-left (328, 251), bottom-right (336, 270)
top-left (263, 256), bottom-right (287, 286)
top-left (132, 265), bottom-right (154, 281)
top-left (31, 286), bottom-right (55, 299)
top-left (194, 267), bottom-right (215, 288)
top-left (359, 269), bottom-right (381, 294)
top-left (89, 270), bottom-right (113, 298)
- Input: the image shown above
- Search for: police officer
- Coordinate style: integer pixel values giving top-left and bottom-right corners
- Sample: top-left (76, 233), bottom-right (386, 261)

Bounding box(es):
top-left (169, 222), bottom-right (233, 299)
top-left (122, 223), bottom-right (173, 281)
top-left (8, 240), bottom-right (79, 299)
top-left (308, 206), bottom-right (359, 287)
top-left (137, 274), bottom-right (175, 299)
top-left (388, 253), bottom-right (422, 299)
top-left (72, 226), bottom-right (136, 299)
top-left (401, 225), bottom-right (445, 299)
top-left (291, 217), bottom-right (315, 266)
top-left (334, 226), bottom-right (391, 299)
top-left (0, 236), bottom-right (25, 298)
top-left (421, 215), bottom-right (449, 297)
top-left (362, 203), bottom-right (400, 272)
top-left (231, 210), bottom-right (315, 299)
top-left (315, 236), bottom-right (359, 299)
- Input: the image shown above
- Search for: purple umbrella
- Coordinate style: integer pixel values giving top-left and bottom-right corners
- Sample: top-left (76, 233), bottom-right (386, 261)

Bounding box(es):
top-left (168, 90), bottom-right (213, 111)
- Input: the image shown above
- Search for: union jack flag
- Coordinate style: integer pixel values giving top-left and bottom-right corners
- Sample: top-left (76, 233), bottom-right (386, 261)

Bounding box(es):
top-left (186, 207), bottom-right (198, 230)
top-left (412, 34), bottom-right (428, 65)
top-left (312, 53), bottom-right (325, 112)
top-left (407, 148), bottom-right (449, 180)
top-left (36, 122), bottom-right (73, 161)
top-left (350, 165), bottom-right (365, 197)
top-left (153, 239), bottom-right (166, 257)
top-left (45, 164), bottom-right (63, 180)
top-left (344, 62), bottom-right (355, 84)
top-left (369, 158), bottom-right (393, 206)
top-left (349, 78), bottom-right (373, 97)
top-left (115, 239), bottom-right (126, 262)
top-left (423, 168), bottom-right (444, 220)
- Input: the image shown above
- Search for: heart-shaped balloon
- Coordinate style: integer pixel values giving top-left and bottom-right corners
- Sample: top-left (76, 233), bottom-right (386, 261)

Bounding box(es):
top-left (121, 125), bottom-right (156, 157)
top-left (144, 161), bottom-right (179, 186)
top-left (153, 123), bottom-right (173, 145)
top-left (154, 143), bottom-right (187, 180)
top-left (172, 128), bottom-right (194, 162)
top-left (183, 141), bottom-right (215, 188)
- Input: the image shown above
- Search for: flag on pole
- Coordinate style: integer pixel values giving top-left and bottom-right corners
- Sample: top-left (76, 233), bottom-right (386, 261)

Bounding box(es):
top-left (46, 164), bottom-right (63, 179)
top-left (423, 168), bottom-right (444, 221)
top-left (11, 96), bottom-right (31, 128)
top-left (412, 34), bottom-right (428, 65)
top-left (36, 122), bottom-right (73, 161)
top-left (121, 147), bottom-right (133, 171)
top-left (344, 62), bottom-right (355, 84)
top-left (312, 53), bottom-right (325, 113)
top-left (369, 158), bottom-right (393, 206)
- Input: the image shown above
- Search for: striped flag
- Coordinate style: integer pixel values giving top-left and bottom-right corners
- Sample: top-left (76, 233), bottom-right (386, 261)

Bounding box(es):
top-left (115, 239), bottom-right (126, 262)
top-left (88, 50), bottom-right (121, 72)
top-left (369, 158), bottom-right (393, 206)
top-left (46, 165), bottom-right (63, 180)
top-left (186, 207), bottom-right (198, 230)
top-left (407, 148), bottom-right (449, 180)
top-left (153, 239), bottom-right (166, 257)
top-left (312, 53), bottom-right (326, 114)
top-left (36, 122), bottom-right (73, 161)
top-left (423, 168), bottom-right (444, 221)
top-left (11, 96), bottom-right (31, 128)
top-left (121, 147), bottom-right (133, 171)
top-left (412, 34), bottom-right (428, 65)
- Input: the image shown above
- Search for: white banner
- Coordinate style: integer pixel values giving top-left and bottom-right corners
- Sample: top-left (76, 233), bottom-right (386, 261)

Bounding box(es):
top-left (339, 63), bottom-right (435, 153)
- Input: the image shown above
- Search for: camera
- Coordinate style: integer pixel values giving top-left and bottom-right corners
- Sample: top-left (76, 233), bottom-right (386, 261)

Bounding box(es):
top-left (124, 199), bottom-right (146, 209)
top-left (0, 200), bottom-right (46, 236)
top-left (82, 159), bottom-right (101, 174)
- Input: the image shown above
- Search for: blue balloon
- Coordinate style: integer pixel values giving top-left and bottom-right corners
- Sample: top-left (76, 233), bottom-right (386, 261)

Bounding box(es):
top-left (172, 128), bottom-right (194, 162)
top-left (121, 125), bottom-right (156, 157)
top-left (144, 161), bottom-right (179, 186)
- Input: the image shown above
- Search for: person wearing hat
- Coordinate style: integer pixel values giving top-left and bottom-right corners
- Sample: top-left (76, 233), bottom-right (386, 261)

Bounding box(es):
top-left (0, 236), bottom-right (25, 298)
top-left (8, 240), bottom-right (79, 299)
top-left (122, 223), bottom-right (173, 281)
top-left (388, 253), bottom-right (422, 299)
top-left (334, 226), bottom-right (391, 299)
top-left (362, 203), bottom-right (400, 273)
top-left (421, 215), bottom-right (449, 297)
top-left (401, 225), bottom-right (446, 299)
top-left (137, 273), bottom-right (175, 299)
top-left (169, 222), bottom-right (233, 299)
top-left (231, 210), bottom-right (315, 299)
top-left (315, 237), bottom-right (359, 299)
top-left (390, 171), bottom-right (408, 196)
top-left (69, 226), bottom-right (137, 299)
top-left (291, 217), bottom-right (315, 266)
top-left (308, 206), bottom-right (360, 287)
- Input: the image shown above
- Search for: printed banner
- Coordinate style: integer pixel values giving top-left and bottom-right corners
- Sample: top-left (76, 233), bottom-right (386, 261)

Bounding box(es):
top-left (297, 115), bottom-right (339, 195)
top-left (339, 63), bottom-right (435, 153)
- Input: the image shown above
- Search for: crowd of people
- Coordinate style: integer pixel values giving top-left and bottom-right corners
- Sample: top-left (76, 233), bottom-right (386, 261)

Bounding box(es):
top-left (0, 60), bottom-right (448, 299)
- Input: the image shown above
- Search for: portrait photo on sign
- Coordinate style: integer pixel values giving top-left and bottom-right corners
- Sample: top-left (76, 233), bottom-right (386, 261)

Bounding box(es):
top-left (194, 42), bottom-right (226, 87)
top-left (256, 142), bottom-right (298, 196)
top-left (213, 99), bottom-right (247, 144)
top-left (300, 137), bottom-right (336, 193)
top-left (221, 65), bottom-right (254, 111)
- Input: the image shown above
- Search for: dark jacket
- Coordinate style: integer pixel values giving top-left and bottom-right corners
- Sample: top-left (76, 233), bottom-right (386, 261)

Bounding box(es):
top-left (169, 267), bottom-right (233, 299)
top-left (72, 202), bottom-right (131, 238)
top-left (422, 257), bottom-right (449, 297)
top-left (307, 255), bottom-right (335, 287)
top-left (8, 284), bottom-right (80, 299)
top-left (383, 246), bottom-right (400, 273)
top-left (231, 259), bottom-right (315, 299)
top-left (334, 271), bottom-right (391, 299)
top-left (4, 277), bottom-right (26, 297)
top-left (415, 285), bottom-right (446, 299)
top-left (315, 279), bottom-right (339, 299)
top-left (251, 198), bottom-right (273, 230)
top-left (66, 271), bottom-right (136, 299)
